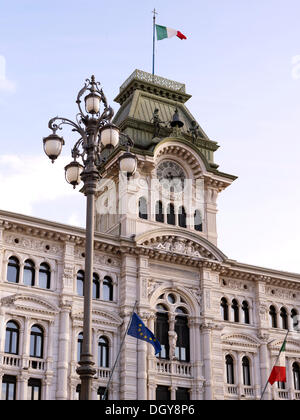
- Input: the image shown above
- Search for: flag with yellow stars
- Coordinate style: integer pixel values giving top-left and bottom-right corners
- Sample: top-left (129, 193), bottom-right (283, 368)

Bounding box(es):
top-left (127, 312), bottom-right (162, 355)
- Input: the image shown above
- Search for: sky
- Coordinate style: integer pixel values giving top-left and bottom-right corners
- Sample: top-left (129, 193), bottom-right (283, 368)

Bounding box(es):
top-left (1, 0), bottom-right (300, 273)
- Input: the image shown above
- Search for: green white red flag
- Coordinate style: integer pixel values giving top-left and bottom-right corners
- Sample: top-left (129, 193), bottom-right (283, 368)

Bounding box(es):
top-left (268, 340), bottom-right (287, 385)
top-left (156, 24), bottom-right (187, 41)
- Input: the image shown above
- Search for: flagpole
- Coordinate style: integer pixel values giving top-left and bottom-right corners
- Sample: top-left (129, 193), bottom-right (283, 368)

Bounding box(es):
top-left (260, 329), bottom-right (289, 401)
top-left (152, 8), bottom-right (157, 76)
top-left (102, 300), bottom-right (138, 400)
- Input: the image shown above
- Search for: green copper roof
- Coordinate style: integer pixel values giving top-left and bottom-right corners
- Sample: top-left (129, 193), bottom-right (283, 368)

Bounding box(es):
top-left (111, 69), bottom-right (236, 181)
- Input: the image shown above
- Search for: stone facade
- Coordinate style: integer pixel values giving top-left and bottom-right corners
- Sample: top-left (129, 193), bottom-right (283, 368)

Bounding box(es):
top-left (0, 70), bottom-right (299, 400)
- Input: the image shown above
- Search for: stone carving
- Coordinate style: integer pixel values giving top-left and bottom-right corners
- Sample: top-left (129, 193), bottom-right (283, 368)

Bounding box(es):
top-left (147, 278), bottom-right (161, 298)
top-left (151, 108), bottom-right (164, 138)
top-left (188, 120), bottom-right (202, 142)
top-left (265, 286), bottom-right (298, 301)
top-left (144, 237), bottom-right (216, 260)
top-left (169, 330), bottom-right (178, 360)
top-left (5, 234), bottom-right (63, 256)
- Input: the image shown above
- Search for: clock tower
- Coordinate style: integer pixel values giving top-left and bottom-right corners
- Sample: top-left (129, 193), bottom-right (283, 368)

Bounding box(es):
top-left (95, 70), bottom-right (236, 247)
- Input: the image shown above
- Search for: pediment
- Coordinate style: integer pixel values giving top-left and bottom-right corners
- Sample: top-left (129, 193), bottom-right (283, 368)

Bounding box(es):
top-left (222, 333), bottom-right (260, 349)
top-left (1, 293), bottom-right (59, 316)
top-left (136, 228), bottom-right (227, 262)
top-left (72, 308), bottom-right (122, 327)
top-left (270, 338), bottom-right (300, 353)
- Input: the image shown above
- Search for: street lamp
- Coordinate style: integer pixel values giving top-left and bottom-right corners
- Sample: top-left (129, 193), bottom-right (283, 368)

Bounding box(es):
top-left (43, 75), bottom-right (137, 400)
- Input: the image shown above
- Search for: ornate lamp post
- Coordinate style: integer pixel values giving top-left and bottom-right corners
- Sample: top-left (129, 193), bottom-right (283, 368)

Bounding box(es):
top-left (43, 75), bottom-right (137, 400)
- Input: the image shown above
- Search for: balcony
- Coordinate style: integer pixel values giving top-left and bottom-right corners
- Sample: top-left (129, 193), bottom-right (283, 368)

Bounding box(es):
top-left (277, 390), bottom-right (289, 400)
top-left (156, 360), bottom-right (192, 377)
top-left (1, 354), bottom-right (46, 372)
top-left (96, 367), bottom-right (111, 380)
top-left (2, 354), bottom-right (21, 368)
top-left (225, 385), bottom-right (255, 400)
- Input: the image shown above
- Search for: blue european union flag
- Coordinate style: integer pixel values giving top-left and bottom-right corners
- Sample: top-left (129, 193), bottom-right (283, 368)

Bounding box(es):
top-left (127, 312), bottom-right (162, 355)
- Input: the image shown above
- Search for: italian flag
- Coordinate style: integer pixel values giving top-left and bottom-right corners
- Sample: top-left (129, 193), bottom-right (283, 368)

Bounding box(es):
top-left (156, 25), bottom-right (187, 41)
top-left (268, 340), bottom-right (287, 385)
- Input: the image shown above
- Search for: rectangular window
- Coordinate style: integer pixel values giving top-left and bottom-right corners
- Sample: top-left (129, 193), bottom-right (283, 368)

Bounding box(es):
top-left (97, 387), bottom-right (108, 400)
top-left (176, 387), bottom-right (190, 400)
top-left (156, 385), bottom-right (170, 400)
top-left (28, 379), bottom-right (41, 400)
top-left (2, 375), bottom-right (16, 400)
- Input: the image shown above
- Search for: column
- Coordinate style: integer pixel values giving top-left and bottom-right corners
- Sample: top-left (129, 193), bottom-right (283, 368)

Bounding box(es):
top-left (189, 318), bottom-right (202, 400)
top-left (237, 353), bottom-right (243, 397)
top-left (259, 336), bottom-right (271, 400)
top-left (170, 385), bottom-right (176, 400)
top-left (119, 253), bottom-right (138, 399)
top-left (0, 372), bottom-right (3, 400)
top-left (201, 323), bottom-right (213, 400)
top-left (18, 373), bottom-right (28, 400)
top-left (56, 301), bottom-right (71, 400)
top-left (137, 337), bottom-right (147, 400)
top-left (21, 317), bottom-right (29, 369)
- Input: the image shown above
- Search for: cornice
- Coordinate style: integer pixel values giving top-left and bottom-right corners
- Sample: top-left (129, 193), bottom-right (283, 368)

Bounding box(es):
top-left (220, 264), bottom-right (300, 291)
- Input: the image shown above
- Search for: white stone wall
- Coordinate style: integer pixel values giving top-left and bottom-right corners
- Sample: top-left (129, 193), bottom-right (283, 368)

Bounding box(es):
top-left (0, 212), bottom-right (300, 400)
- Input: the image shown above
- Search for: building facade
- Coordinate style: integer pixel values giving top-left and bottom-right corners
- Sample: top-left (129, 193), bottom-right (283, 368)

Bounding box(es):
top-left (0, 70), bottom-right (300, 400)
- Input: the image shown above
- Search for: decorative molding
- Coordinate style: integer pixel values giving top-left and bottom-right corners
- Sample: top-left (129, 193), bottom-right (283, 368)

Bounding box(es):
top-left (222, 333), bottom-right (260, 349)
top-left (72, 309), bottom-right (122, 328)
top-left (1, 293), bottom-right (59, 316)
top-left (140, 235), bottom-right (217, 262)
top-left (5, 233), bottom-right (63, 257)
top-left (265, 286), bottom-right (298, 301)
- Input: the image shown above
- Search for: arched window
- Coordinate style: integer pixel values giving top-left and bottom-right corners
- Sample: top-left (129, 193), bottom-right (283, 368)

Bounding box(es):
top-left (221, 298), bottom-right (229, 321)
top-left (242, 357), bottom-right (251, 386)
top-left (7, 256), bottom-right (20, 283)
top-left (155, 201), bottom-right (164, 223)
top-left (167, 203), bottom-right (175, 225)
top-left (231, 299), bottom-right (239, 323)
top-left (226, 355), bottom-right (235, 384)
top-left (293, 362), bottom-right (300, 391)
top-left (269, 306), bottom-right (277, 328)
top-left (103, 276), bottom-right (113, 301)
top-left (280, 307), bottom-right (288, 330)
top-left (291, 309), bottom-right (299, 331)
top-left (138, 197), bottom-right (148, 220)
top-left (77, 270), bottom-right (84, 296)
top-left (155, 310), bottom-right (169, 360)
top-left (30, 325), bottom-right (44, 358)
top-left (194, 210), bottom-right (203, 232)
top-left (98, 336), bottom-right (109, 368)
top-left (242, 301), bottom-right (250, 324)
top-left (39, 263), bottom-right (51, 289)
top-left (93, 273), bottom-right (100, 299)
top-left (178, 206), bottom-right (187, 228)
top-left (175, 313), bottom-right (190, 362)
top-left (77, 332), bottom-right (83, 362)
top-left (24, 259), bottom-right (35, 286)
top-left (5, 321), bottom-right (19, 355)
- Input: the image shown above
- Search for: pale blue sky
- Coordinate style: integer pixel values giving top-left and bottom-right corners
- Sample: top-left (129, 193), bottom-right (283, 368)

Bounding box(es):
top-left (1, 0), bottom-right (300, 273)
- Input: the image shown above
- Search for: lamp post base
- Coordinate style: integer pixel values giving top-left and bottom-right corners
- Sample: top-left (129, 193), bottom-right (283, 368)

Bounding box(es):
top-left (76, 354), bottom-right (97, 400)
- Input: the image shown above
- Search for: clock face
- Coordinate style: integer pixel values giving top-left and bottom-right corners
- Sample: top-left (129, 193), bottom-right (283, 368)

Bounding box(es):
top-left (156, 161), bottom-right (185, 192)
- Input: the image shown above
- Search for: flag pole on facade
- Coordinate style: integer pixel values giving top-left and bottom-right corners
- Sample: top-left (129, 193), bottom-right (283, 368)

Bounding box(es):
top-left (260, 329), bottom-right (289, 400)
top-left (152, 8), bottom-right (158, 76)
top-left (102, 300), bottom-right (138, 400)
